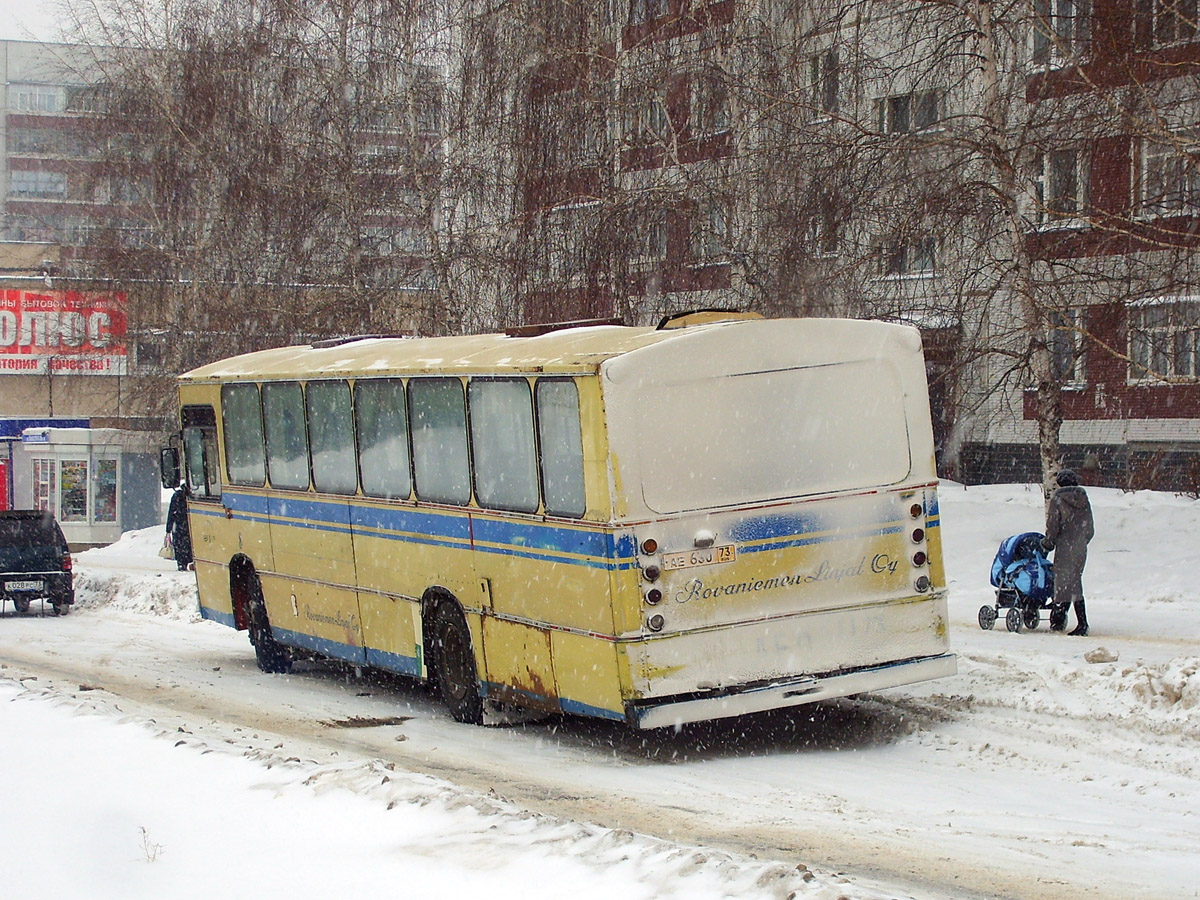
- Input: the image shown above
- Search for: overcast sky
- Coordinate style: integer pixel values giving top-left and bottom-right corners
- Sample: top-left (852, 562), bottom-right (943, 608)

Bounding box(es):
top-left (0, 0), bottom-right (62, 43)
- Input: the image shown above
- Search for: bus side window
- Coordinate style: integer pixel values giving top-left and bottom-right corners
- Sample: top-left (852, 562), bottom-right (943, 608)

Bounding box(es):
top-left (306, 380), bottom-right (357, 494)
top-left (221, 384), bottom-right (266, 486)
top-left (409, 378), bottom-right (471, 506)
top-left (536, 379), bottom-right (586, 518)
top-left (469, 378), bottom-right (538, 514)
top-left (355, 378), bottom-right (412, 499)
top-left (262, 382), bottom-right (311, 490)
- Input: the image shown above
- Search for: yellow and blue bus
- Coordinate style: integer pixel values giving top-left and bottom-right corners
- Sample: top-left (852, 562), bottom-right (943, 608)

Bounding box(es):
top-left (162, 314), bottom-right (955, 728)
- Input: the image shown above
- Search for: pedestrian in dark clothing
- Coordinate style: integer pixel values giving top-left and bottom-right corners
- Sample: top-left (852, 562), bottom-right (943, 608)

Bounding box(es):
top-left (166, 488), bottom-right (193, 571)
top-left (1041, 469), bottom-right (1094, 635)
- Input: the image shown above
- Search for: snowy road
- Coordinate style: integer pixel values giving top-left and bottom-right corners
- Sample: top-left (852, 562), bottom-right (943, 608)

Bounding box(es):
top-left (1, 483), bottom-right (1197, 900)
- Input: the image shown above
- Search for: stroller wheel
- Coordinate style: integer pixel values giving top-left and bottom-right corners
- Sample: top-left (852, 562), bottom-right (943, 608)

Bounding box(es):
top-left (1022, 608), bottom-right (1041, 631)
top-left (978, 605), bottom-right (997, 630)
top-left (1005, 608), bottom-right (1023, 633)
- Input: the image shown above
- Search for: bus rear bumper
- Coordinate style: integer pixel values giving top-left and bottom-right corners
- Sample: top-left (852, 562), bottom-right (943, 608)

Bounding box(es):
top-left (628, 652), bottom-right (957, 730)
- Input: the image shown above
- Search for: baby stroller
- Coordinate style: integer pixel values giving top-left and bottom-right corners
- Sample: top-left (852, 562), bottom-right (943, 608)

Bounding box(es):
top-left (981, 532), bottom-right (1065, 632)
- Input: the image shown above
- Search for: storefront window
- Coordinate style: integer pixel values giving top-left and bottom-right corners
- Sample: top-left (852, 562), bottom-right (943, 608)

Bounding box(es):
top-left (60, 460), bottom-right (88, 522)
top-left (93, 459), bottom-right (118, 523)
top-left (33, 459), bottom-right (55, 513)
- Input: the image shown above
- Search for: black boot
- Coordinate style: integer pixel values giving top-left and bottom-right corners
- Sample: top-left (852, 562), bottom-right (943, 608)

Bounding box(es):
top-left (1068, 600), bottom-right (1089, 636)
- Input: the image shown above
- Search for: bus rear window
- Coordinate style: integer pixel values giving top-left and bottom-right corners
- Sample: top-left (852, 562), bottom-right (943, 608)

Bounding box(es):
top-left (636, 360), bottom-right (912, 513)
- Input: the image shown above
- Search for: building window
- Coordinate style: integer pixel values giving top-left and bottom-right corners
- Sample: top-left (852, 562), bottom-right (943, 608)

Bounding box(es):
top-left (9, 84), bottom-right (62, 113)
top-left (543, 202), bottom-right (596, 281)
top-left (1034, 148), bottom-right (1088, 222)
top-left (809, 49), bottom-right (839, 118)
top-left (634, 208), bottom-right (669, 263)
top-left (879, 237), bottom-right (938, 277)
top-left (690, 73), bottom-right (730, 137)
top-left (877, 90), bottom-right (942, 134)
top-left (623, 89), bottom-right (670, 145)
top-left (630, 0), bottom-right (669, 25)
top-left (808, 200), bottom-right (841, 257)
top-left (1129, 299), bottom-right (1200, 380)
top-left (8, 170), bottom-right (67, 199)
top-left (65, 84), bottom-right (111, 114)
top-left (1151, 0), bottom-right (1199, 45)
top-left (1050, 309), bottom-right (1085, 383)
top-left (1032, 0), bottom-right (1091, 66)
top-left (690, 198), bottom-right (728, 260)
top-left (1140, 133), bottom-right (1200, 216)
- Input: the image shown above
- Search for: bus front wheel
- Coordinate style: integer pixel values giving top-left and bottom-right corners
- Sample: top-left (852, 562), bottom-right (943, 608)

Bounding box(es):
top-left (247, 576), bottom-right (292, 674)
top-left (430, 602), bottom-right (483, 725)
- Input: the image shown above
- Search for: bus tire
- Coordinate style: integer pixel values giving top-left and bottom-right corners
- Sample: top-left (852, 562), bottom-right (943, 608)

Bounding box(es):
top-left (430, 602), bottom-right (483, 725)
top-left (247, 575), bottom-right (292, 674)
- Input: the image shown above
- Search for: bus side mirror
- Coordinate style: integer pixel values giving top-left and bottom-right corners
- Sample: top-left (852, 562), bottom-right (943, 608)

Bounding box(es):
top-left (160, 447), bottom-right (181, 489)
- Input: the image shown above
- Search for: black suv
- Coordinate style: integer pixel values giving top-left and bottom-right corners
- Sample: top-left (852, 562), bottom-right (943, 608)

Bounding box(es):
top-left (0, 510), bottom-right (75, 615)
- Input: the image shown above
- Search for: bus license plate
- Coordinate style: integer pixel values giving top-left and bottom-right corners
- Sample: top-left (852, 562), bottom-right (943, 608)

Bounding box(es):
top-left (661, 545), bottom-right (737, 570)
top-left (6, 580), bottom-right (44, 592)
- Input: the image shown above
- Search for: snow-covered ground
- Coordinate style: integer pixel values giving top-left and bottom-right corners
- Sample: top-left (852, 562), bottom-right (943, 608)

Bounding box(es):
top-left (0, 483), bottom-right (1197, 900)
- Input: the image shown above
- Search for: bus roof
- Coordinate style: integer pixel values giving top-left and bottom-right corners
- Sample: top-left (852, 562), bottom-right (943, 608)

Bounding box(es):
top-left (177, 318), bottom-right (918, 382)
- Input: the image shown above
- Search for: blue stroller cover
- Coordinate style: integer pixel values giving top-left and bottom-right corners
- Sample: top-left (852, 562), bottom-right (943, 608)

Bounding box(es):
top-left (990, 532), bottom-right (1055, 604)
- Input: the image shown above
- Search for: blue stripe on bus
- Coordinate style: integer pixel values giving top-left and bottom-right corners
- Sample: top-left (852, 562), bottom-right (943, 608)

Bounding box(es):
top-left (198, 491), bottom-right (639, 570)
top-left (273, 625), bottom-right (367, 665)
top-left (558, 696), bottom-right (626, 721)
top-left (365, 647), bottom-right (423, 678)
top-left (200, 606), bottom-right (237, 628)
top-left (194, 492), bottom-right (937, 570)
top-left (479, 682), bottom-right (626, 722)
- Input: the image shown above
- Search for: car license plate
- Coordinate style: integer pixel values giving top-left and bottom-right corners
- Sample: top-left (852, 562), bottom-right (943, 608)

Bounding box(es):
top-left (6, 580), bottom-right (44, 592)
top-left (661, 545), bottom-right (737, 570)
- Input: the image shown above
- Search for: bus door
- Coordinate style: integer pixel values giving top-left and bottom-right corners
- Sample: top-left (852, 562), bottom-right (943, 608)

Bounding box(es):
top-left (179, 405), bottom-right (228, 620)
top-left (262, 381), bottom-right (366, 665)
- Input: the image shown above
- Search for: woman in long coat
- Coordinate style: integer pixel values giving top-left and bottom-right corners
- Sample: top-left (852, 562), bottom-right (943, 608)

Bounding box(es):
top-left (1041, 469), bottom-right (1095, 636)
top-left (166, 488), bottom-right (193, 571)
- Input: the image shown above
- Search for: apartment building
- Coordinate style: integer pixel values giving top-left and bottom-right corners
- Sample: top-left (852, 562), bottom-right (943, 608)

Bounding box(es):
top-left (506, 1), bottom-right (1200, 490)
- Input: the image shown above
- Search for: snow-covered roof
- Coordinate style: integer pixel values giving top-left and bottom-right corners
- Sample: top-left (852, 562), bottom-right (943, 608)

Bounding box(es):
top-left (178, 317), bottom-right (920, 382)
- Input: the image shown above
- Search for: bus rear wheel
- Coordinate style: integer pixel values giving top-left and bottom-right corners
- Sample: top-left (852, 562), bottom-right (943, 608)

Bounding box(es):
top-left (430, 602), bottom-right (483, 725)
top-left (247, 575), bottom-right (292, 674)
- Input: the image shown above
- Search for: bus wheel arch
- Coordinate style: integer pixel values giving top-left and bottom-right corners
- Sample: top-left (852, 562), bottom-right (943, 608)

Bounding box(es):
top-left (230, 557), bottom-right (292, 674)
top-left (422, 590), bottom-right (484, 725)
